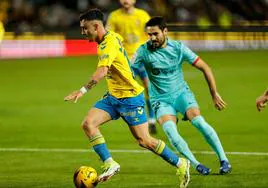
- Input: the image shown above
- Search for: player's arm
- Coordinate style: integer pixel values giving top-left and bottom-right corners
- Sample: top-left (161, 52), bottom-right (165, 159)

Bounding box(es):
top-left (64, 66), bottom-right (108, 103)
top-left (192, 58), bottom-right (226, 111)
top-left (181, 42), bottom-right (226, 110)
top-left (65, 39), bottom-right (117, 103)
top-left (130, 46), bottom-right (144, 77)
top-left (256, 88), bottom-right (268, 111)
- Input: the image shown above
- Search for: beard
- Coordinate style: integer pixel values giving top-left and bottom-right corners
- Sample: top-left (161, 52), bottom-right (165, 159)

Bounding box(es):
top-left (151, 38), bottom-right (165, 50)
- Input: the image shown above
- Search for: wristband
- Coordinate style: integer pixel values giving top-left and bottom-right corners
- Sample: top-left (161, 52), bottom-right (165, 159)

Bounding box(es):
top-left (79, 86), bottom-right (88, 94)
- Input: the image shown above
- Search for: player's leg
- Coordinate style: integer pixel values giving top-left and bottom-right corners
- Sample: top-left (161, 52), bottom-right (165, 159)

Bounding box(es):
top-left (155, 102), bottom-right (210, 175)
top-left (142, 77), bottom-right (157, 134)
top-left (119, 93), bottom-right (189, 187)
top-left (178, 86), bottom-right (231, 174)
top-left (82, 97), bottom-right (120, 182)
top-left (186, 108), bottom-right (231, 174)
top-left (134, 63), bottom-right (157, 134)
top-left (129, 122), bottom-right (190, 188)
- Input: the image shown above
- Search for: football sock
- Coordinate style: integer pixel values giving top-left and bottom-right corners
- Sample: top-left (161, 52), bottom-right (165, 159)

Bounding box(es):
top-left (104, 157), bottom-right (113, 163)
top-left (90, 134), bottom-right (111, 162)
top-left (162, 120), bottom-right (200, 168)
top-left (154, 140), bottom-right (179, 167)
top-left (191, 115), bottom-right (228, 161)
top-left (146, 99), bottom-right (155, 121)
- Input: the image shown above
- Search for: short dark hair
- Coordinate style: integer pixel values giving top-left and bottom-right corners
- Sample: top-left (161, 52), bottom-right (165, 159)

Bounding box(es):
top-left (79, 8), bottom-right (104, 23)
top-left (145, 16), bottom-right (167, 31)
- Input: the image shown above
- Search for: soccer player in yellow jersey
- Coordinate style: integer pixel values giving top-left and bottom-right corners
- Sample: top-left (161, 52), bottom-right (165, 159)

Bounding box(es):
top-left (65, 9), bottom-right (190, 187)
top-left (0, 21), bottom-right (5, 44)
top-left (107, 0), bottom-right (157, 134)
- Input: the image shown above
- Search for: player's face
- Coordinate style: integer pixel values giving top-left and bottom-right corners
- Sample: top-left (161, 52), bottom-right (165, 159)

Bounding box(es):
top-left (146, 26), bottom-right (167, 49)
top-left (120, 0), bottom-right (135, 9)
top-left (80, 19), bottom-right (98, 42)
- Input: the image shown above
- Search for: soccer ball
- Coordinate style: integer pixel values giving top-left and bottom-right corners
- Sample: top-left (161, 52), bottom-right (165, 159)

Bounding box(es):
top-left (73, 166), bottom-right (98, 188)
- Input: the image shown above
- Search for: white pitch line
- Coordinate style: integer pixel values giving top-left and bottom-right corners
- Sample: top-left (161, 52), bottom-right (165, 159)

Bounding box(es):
top-left (0, 148), bottom-right (268, 156)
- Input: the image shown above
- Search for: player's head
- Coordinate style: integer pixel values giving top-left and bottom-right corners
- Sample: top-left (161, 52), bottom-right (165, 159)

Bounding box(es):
top-left (79, 9), bottom-right (105, 42)
top-left (120, 0), bottom-right (136, 9)
top-left (145, 16), bottom-right (168, 49)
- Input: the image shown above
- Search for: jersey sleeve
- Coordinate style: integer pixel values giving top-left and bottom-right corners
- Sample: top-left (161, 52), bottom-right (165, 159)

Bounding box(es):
top-left (130, 46), bottom-right (144, 70)
top-left (97, 39), bottom-right (118, 68)
top-left (180, 42), bottom-right (200, 65)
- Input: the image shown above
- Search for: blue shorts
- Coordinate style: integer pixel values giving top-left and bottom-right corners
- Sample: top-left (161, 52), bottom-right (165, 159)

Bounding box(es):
top-left (132, 63), bottom-right (148, 80)
top-left (152, 87), bottom-right (199, 120)
top-left (94, 92), bottom-right (147, 126)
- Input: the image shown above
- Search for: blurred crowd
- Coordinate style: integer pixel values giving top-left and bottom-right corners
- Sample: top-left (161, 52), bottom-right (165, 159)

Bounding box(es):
top-left (0, 0), bottom-right (268, 35)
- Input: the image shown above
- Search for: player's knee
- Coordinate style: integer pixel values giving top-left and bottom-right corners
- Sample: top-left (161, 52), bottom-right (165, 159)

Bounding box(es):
top-left (81, 119), bottom-right (95, 133)
top-left (81, 120), bottom-right (89, 131)
top-left (187, 109), bottom-right (200, 120)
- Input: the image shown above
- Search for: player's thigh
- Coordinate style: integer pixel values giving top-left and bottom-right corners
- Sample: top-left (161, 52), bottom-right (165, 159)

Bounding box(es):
top-left (152, 101), bottom-right (177, 122)
top-left (118, 93), bottom-right (147, 126)
top-left (174, 87), bottom-right (199, 117)
top-left (83, 96), bottom-right (118, 127)
top-left (83, 107), bottom-right (112, 126)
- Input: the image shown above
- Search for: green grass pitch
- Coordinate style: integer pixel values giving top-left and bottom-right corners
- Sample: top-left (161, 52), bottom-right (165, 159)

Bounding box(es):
top-left (0, 50), bottom-right (268, 187)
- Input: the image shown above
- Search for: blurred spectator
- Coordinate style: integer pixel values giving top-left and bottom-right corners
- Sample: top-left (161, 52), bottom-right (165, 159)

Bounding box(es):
top-left (0, 21), bottom-right (5, 43)
top-left (4, 0), bottom-right (268, 35)
top-left (0, 0), bottom-right (9, 23)
top-left (216, 3), bottom-right (232, 28)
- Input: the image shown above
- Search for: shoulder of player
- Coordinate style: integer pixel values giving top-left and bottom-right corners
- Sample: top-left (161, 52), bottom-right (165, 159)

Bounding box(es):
top-left (100, 32), bottom-right (120, 47)
top-left (109, 9), bottom-right (122, 18)
top-left (167, 39), bottom-right (184, 48)
top-left (134, 8), bottom-right (149, 16)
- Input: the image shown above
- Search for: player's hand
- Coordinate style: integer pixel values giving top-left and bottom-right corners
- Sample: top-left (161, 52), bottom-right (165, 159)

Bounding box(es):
top-left (64, 90), bottom-right (84, 103)
top-left (256, 95), bottom-right (267, 111)
top-left (212, 92), bottom-right (226, 111)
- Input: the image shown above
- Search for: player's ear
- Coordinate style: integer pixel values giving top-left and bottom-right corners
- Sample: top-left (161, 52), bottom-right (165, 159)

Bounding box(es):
top-left (92, 20), bottom-right (99, 31)
top-left (94, 22), bottom-right (99, 31)
top-left (163, 28), bottom-right (168, 35)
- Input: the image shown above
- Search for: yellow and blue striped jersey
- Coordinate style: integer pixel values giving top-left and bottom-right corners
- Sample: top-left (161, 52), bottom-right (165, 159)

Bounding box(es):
top-left (106, 8), bottom-right (150, 57)
top-left (97, 31), bottom-right (144, 98)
